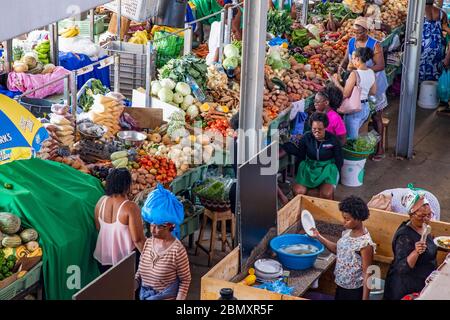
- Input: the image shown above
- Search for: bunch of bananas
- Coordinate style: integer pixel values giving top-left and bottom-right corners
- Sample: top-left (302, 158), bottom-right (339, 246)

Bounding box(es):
top-left (59, 26), bottom-right (80, 38)
top-left (128, 30), bottom-right (149, 45)
top-left (35, 40), bottom-right (50, 65)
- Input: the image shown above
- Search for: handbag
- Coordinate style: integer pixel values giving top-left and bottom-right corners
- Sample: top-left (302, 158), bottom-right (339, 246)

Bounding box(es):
top-left (367, 193), bottom-right (392, 212)
top-left (338, 71), bottom-right (362, 114)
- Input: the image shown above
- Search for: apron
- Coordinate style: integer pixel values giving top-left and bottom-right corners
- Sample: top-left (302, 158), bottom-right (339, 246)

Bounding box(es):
top-left (296, 158), bottom-right (338, 189)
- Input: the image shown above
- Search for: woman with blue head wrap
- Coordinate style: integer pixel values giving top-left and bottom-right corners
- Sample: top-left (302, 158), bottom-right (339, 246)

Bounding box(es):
top-left (136, 184), bottom-right (191, 300)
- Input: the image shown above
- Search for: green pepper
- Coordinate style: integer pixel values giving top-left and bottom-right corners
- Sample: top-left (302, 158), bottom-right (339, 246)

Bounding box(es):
top-left (6, 260), bottom-right (14, 270)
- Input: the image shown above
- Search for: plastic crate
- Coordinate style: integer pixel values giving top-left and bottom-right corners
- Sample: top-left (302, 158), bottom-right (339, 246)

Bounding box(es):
top-left (0, 262), bottom-right (42, 300)
top-left (19, 97), bottom-right (53, 118)
top-left (58, 15), bottom-right (106, 37)
top-left (104, 0), bottom-right (157, 23)
top-left (180, 205), bottom-right (204, 240)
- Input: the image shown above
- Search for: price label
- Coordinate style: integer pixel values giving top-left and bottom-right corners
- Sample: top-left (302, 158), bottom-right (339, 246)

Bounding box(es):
top-left (77, 65), bottom-right (94, 76)
top-left (98, 56), bottom-right (115, 69)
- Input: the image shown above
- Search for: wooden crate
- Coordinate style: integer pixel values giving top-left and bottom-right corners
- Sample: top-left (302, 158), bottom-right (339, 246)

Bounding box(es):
top-left (201, 195), bottom-right (450, 300)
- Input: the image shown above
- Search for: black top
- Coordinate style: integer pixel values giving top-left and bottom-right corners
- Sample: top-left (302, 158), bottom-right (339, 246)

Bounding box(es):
top-left (384, 221), bottom-right (438, 300)
top-left (296, 131), bottom-right (343, 172)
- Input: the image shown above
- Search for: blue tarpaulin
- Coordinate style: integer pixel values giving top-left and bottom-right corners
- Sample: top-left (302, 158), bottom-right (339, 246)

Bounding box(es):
top-left (58, 52), bottom-right (111, 90)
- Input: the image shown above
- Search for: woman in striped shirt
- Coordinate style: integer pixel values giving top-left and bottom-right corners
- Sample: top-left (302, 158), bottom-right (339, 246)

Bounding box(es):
top-left (135, 222), bottom-right (191, 300)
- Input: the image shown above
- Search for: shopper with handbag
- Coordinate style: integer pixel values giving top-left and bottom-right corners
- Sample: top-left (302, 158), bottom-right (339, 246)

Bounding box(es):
top-left (332, 47), bottom-right (376, 140)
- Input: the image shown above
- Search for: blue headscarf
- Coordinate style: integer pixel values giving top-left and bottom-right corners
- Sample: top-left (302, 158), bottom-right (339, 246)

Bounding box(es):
top-left (142, 184), bottom-right (184, 239)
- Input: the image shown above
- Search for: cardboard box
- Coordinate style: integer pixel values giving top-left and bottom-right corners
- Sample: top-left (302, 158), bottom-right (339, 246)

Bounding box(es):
top-left (124, 107), bottom-right (165, 130)
top-left (132, 89), bottom-right (180, 122)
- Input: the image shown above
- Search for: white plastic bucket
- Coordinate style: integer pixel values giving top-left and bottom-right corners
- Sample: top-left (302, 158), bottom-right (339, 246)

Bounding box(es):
top-left (341, 159), bottom-right (367, 187)
top-left (418, 81), bottom-right (439, 110)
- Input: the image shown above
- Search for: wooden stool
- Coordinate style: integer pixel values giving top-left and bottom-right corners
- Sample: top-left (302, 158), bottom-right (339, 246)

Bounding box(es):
top-left (368, 116), bottom-right (390, 152)
top-left (195, 209), bottom-right (236, 266)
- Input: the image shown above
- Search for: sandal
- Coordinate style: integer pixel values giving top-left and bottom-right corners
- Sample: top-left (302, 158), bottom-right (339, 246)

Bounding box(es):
top-left (371, 154), bottom-right (386, 162)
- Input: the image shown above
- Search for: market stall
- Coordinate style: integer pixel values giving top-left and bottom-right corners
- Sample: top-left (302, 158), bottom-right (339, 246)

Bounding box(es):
top-left (201, 195), bottom-right (450, 300)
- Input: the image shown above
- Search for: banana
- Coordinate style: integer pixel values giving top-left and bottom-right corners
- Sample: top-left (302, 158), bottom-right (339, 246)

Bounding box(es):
top-left (60, 26), bottom-right (80, 38)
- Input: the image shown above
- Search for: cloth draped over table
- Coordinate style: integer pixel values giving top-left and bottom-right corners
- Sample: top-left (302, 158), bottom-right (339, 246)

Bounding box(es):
top-left (0, 158), bottom-right (103, 300)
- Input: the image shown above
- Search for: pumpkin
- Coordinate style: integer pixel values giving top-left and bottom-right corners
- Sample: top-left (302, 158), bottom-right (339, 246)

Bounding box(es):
top-left (20, 228), bottom-right (39, 243)
top-left (2, 235), bottom-right (22, 248)
top-left (0, 212), bottom-right (21, 235)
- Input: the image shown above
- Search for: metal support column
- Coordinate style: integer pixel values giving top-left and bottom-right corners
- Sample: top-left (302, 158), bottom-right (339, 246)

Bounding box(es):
top-left (90, 8), bottom-right (95, 43)
top-left (236, 0), bottom-right (268, 266)
top-left (184, 24), bottom-right (193, 55)
top-left (396, 0), bottom-right (426, 159)
top-left (302, 0), bottom-right (309, 25)
top-left (218, 11), bottom-right (226, 63)
top-left (114, 54), bottom-right (120, 93)
top-left (4, 39), bottom-right (13, 72)
top-left (49, 23), bottom-right (59, 66)
top-left (117, 0), bottom-right (122, 47)
top-left (145, 41), bottom-right (152, 107)
top-left (225, 6), bottom-right (233, 44)
top-left (70, 71), bottom-right (78, 119)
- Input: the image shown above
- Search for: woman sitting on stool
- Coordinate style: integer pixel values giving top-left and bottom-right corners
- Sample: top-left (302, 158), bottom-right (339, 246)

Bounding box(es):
top-left (292, 112), bottom-right (343, 200)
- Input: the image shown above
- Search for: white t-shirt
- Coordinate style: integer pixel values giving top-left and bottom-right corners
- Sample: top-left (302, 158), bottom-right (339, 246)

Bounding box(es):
top-left (206, 21), bottom-right (229, 65)
top-left (355, 69), bottom-right (375, 100)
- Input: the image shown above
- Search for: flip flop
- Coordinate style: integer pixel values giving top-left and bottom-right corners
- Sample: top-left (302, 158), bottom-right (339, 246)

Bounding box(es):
top-left (371, 154), bottom-right (386, 162)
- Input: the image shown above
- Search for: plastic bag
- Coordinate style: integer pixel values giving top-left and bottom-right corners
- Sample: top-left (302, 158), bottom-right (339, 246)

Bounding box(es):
top-left (438, 69), bottom-right (450, 102)
top-left (346, 130), bottom-right (380, 152)
top-left (154, 31), bottom-right (184, 68)
top-left (193, 176), bottom-right (235, 201)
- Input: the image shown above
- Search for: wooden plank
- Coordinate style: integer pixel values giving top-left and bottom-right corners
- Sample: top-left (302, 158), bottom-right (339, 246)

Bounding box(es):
top-left (277, 195), bottom-right (302, 235)
top-left (201, 277), bottom-right (305, 300)
top-left (203, 247), bottom-right (240, 281)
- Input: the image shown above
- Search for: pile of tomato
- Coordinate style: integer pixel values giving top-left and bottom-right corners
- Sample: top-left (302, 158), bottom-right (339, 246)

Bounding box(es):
top-left (138, 155), bottom-right (177, 184)
top-left (205, 119), bottom-right (233, 137)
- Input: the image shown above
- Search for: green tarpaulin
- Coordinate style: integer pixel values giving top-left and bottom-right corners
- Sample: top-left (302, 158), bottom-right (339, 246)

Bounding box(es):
top-left (0, 158), bottom-right (103, 300)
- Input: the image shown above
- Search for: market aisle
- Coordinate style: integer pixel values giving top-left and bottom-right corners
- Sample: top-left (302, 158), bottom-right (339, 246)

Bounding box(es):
top-left (336, 96), bottom-right (450, 222)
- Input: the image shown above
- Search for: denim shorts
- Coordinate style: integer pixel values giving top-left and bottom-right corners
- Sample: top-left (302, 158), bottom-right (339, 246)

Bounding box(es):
top-left (344, 102), bottom-right (370, 140)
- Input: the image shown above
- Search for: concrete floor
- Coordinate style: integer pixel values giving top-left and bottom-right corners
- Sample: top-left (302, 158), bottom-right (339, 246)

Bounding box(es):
top-left (182, 94), bottom-right (450, 299)
top-left (337, 96), bottom-right (450, 222)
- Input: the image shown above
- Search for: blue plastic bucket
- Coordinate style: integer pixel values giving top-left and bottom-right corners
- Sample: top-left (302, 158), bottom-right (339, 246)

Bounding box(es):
top-left (270, 234), bottom-right (324, 270)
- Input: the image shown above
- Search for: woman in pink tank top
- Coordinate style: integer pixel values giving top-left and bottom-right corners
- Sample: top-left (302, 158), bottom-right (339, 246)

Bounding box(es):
top-left (94, 169), bottom-right (146, 273)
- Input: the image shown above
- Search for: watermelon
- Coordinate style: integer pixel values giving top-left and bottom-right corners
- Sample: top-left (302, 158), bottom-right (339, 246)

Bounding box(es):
top-left (2, 235), bottom-right (22, 248)
top-left (20, 229), bottom-right (39, 243)
top-left (0, 212), bottom-right (21, 235)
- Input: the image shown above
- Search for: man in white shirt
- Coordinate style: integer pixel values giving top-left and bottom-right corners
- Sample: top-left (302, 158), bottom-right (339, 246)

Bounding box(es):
top-left (206, 4), bottom-right (240, 65)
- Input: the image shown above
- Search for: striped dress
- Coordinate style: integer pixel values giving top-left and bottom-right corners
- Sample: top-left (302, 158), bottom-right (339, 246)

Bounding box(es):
top-left (135, 238), bottom-right (191, 300)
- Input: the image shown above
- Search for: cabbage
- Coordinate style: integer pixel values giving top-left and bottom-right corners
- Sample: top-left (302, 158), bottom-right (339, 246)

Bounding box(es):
top-left (175, 82), bottom-right (191, 96)
top-left (180, 102), bottom-right (189, 111)
top-left (224, 44), bottom-right (240, 58)
top-left (151, 81), bottom-right (162, 96)
top-left (160, 78), bottom-right (176, 90)
top-left (187, 105), bottom-right (199, 119)
top-left (223, 57), bottom-right (239, 70)
top-left (183, 94), bottom-right (194, 107)
top-left (158, 87), bottom-right (174, 103)
top-left (306, 24), bottom-right (320, 40)
top-left (173, 92), bottom-right (184, 104)
top-left (309, 39), bottom-right (321, 48)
